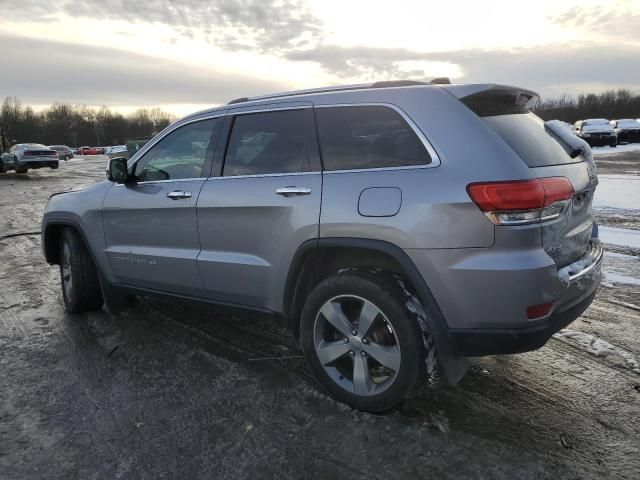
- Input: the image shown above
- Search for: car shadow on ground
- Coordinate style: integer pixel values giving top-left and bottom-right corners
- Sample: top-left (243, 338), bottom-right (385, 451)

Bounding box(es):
top-left (57, 295), bottom-right (619, 476)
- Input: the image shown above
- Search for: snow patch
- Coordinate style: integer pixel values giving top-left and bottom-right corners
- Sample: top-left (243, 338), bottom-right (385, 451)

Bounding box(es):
top-left (557, 249), bottom-right (599, 285)
top-left (593, 174), bottom-right (640, 211)
top-left (592, 143), bottom-right (640, 155)
top-left (554, 330), bottom-right (640, 374)
top-left (395, 277), bottom-right (436, 375)
top-left (599, 226), bottom-right (640, 250)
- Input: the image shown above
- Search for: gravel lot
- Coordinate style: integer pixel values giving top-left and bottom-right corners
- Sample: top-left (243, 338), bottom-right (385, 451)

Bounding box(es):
top-left (1, 155), bottom-right (639, 479)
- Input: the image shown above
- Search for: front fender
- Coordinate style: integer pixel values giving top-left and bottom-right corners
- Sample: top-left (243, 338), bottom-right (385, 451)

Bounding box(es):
top-left (42, 181), bottom-right (115, 283)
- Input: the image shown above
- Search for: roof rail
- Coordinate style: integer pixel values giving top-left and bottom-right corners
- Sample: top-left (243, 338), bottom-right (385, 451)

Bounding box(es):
top-left (226, 79), bottom-right (441, 105)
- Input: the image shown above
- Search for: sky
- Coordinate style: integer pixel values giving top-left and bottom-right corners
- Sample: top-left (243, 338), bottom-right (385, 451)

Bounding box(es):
top-left (1, 0), bottom-right (639, 116)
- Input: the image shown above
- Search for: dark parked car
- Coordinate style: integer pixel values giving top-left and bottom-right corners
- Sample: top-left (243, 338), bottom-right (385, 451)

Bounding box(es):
top-left (48, 145), bottom-right (74, 160)
top-left (573, 119), bottom-right (617, 147)
top-left (611, 119), bottom-right (640, 144)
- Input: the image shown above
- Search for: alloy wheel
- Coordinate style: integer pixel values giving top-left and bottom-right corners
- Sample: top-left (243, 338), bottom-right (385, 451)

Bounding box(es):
top-left (313, 295), bottom-right (401, 396)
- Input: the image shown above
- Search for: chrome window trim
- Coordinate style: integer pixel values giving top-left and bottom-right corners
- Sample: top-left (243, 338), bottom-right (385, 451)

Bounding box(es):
top-left (314, 102), bottom-right (441, 169)
top-left (227, 104), bottom-right (311, 116)
top-left (126, 113), bottom-right (226, 171)
top-left (322, 164), bottom-right (435, 175)
top-left (208, 171), bottom-right (321, 181)
top-left (113, 177), bottom-right (205, 187)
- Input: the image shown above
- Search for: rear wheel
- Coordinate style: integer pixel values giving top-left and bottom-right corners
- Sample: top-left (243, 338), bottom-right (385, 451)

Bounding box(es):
top-left (300, 272), bottom-right (431, 412)
top-left (15, 167), bottom-right (28, 173)
top-left (59, 228), bottom-right (103, 313)
top-left (50, 163), bottom-right (59, 169)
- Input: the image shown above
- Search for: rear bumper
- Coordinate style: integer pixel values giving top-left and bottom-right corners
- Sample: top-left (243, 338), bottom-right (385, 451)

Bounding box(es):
top-left (406, 237), bottom-right (602, 357)
top-left (17, 159), bottom-right (59, 168)
top-left (448, 288), bottom-right (597, 355)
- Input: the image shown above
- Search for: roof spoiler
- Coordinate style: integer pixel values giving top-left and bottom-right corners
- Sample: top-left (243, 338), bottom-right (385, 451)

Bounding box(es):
top-left (441, 83), bottom-right (539, 107)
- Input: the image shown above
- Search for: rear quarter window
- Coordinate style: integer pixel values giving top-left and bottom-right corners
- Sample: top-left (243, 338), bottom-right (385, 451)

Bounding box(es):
top-left (315, 105), bottom-right (431, 171)
top-left (482, 113), bottom-right (583, 167)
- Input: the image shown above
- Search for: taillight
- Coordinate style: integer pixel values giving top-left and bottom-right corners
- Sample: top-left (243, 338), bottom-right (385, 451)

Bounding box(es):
top-left (467, 177), bottom-right (574, 225)
top-left (24, 151), bottom-right (34, 156)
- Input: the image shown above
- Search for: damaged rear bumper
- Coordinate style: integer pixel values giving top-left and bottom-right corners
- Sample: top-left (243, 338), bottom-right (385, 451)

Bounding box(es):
top-left (447, 242), bottom-right (602, 356)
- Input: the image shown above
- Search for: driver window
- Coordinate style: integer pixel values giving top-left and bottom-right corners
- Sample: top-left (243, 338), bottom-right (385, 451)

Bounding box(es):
top-left (134, 118), bottom-right (218, 182)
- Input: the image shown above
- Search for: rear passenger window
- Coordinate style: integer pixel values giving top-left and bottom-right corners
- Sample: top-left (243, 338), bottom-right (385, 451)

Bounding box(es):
top-left (316, 106), bottom-right (431, 171)
top-left (224, 109), bottom-right (314, 176)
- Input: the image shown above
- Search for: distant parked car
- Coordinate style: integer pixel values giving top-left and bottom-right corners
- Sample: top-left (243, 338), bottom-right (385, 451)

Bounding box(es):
top-left (573, 119), bottom-right (617, 147)
top-left (105, 145), bottom-right (129, 159)
top-left (48, 145), bottom-right (74, 160)
top-left (0, 143), bottom-right (59, 173)
top-left (610, 119), bottom-right (640, 144)
top-left (77, 146), bottom-right (101, 155)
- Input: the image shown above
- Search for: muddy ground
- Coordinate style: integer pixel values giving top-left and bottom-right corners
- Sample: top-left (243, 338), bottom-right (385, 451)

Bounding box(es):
top-left (1, 155), bottom-right (639, 479)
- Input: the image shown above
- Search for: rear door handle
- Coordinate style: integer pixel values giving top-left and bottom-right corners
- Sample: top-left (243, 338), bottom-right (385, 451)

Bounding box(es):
top-left (167, 190), bottom-right (192, 200)
top-left (275, 186), bottom-right (312, 197)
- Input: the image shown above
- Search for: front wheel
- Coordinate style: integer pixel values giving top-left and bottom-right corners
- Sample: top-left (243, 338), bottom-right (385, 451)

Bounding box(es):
top-left (50, 163), bottom-right (59, 169)
top-left (59, 228), bottom-right (103, 313)
top-left (300, 272), bottom-right (432, 412)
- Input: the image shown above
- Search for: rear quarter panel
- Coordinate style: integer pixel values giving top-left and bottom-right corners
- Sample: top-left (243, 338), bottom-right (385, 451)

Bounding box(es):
top-left (317, 87), bottom-right (535, 249)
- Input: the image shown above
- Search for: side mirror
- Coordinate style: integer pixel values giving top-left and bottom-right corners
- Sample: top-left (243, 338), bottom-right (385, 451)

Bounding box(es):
top-left (106, 157), bottom-right (130, 183)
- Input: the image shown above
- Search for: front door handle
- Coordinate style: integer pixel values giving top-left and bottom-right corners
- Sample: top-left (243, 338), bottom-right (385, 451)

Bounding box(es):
top-left (167, 190), bottom-right (192, 200)
top-left (275, 186), bottom-right (312, 197)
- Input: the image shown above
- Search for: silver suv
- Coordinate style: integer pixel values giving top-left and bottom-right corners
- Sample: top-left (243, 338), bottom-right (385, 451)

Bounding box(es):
top-left (42, 81), bottom-right (602, 411)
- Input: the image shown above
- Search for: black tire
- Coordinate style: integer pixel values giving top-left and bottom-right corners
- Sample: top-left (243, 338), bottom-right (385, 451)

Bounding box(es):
top-left (64, 155), bottom-right (70, 161)
top-left (50, 163), bottom-right (59, 169)
top-left (59, 228), bottom-right (103, 313)
top-left (300, 271), bottom-right (431, 412)
top-left (610, 141), bottom-right (617, 148)
top-left (15, 168), bottom-right (27, 174)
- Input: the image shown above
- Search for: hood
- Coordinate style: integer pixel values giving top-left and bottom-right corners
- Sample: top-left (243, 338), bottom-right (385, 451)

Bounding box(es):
top-left (582, 124), bottom-right (614, 133)
top-left (49, 180), bottom-right (105, 198)
top-left (617, 120), bottom-right (640, 130)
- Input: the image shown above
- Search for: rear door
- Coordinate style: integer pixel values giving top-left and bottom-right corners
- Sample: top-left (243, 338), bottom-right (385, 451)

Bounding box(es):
top-left (102, 116), bottom-right (222, 295)
top-left (196, 104), bottom-right (322, 312)
top-left (462, 89), bottom-right (598, 267)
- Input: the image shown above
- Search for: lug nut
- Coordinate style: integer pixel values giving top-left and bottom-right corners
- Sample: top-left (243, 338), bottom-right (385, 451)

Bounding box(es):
top-left (351, 329), bottom-right (358, 336)
top-left (361, 351), bottom-right (367, 357)
top-left (349, 350), bottom-right (355, 356)
top-left (343, 337), bottom-right (349, 343)
top-left (362, 338), bottom-right (370, 344)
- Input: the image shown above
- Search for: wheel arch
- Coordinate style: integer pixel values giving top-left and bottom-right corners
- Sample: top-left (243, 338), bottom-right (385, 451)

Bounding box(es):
top-left (284, 237), bottom-right (469, 384)
top-left (284, 238), bottom-right (447, 338)
top-left (42, 219), bottom-right (97, 267)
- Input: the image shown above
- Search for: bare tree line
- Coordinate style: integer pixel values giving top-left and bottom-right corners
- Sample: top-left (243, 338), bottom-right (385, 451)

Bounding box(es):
top-left (3, 89), bottom-right (639, 147)
top-left (1, 97), bottom-right (176, 147)
top-left (533, 88), bottom-right (640, 123)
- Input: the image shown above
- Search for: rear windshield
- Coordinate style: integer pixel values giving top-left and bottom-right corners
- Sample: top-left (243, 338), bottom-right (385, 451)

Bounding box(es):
top-left (464, 92), bottom-right (582, 167)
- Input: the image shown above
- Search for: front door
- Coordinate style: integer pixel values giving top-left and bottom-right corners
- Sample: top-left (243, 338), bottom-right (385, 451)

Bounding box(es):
top-left (102, 116), bottom-right (222, 296)
top-left (196, 106), bottom-right (322, 312)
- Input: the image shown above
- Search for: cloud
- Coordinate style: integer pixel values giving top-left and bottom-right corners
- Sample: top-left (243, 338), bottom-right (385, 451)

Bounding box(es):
top-left (0, 0), bottom-right (324, 53)
top-left (548, 4), bottom-right (640, 42)
top-left (286, 43), bottom-right (640, 97)
top-left (0, 33), bottom-right (287, 107)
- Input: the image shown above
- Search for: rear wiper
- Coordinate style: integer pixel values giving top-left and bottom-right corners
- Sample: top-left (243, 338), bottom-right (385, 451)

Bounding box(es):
top-left (544, 120), bottom-right (590, 159)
